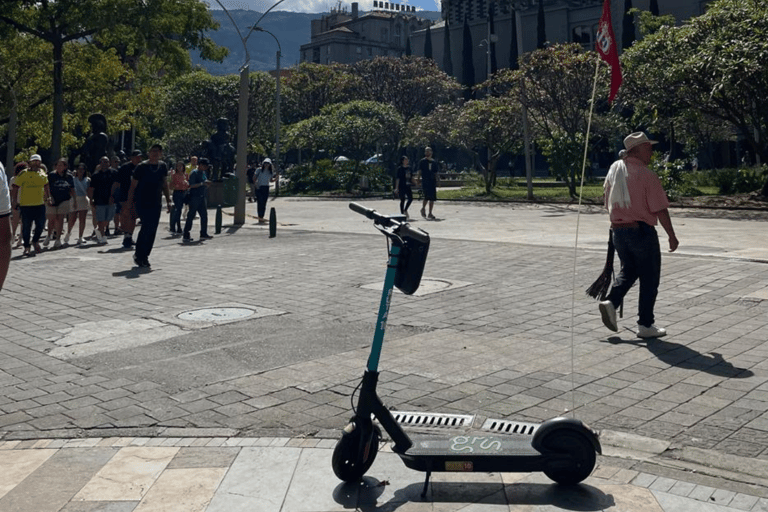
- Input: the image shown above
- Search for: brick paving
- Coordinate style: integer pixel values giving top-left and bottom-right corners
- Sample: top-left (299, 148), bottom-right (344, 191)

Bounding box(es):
top-left (1, 199), bottom-right (767, 472)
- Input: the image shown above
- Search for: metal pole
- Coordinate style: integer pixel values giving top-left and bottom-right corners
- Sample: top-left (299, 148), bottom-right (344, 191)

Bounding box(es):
top-left (235, 64), bottom-right (249, 225)
top-left (275, 49), bottom-right (281, 196)
top-left (516, 7), bottom-right (534, 199)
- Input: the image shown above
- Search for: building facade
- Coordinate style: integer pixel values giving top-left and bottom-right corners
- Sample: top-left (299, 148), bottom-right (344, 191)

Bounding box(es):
top-left (411, 0), bottom-right (711, 85)
top-left (300, 2), bottom-right (433, 65)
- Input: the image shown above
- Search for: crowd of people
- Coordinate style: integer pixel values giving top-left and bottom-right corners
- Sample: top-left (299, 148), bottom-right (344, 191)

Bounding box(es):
top-left (1, 145), bottom-right (280, 269)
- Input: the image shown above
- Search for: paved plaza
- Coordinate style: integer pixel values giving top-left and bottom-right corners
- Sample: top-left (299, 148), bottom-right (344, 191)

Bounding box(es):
top-left (1, 198), bottom-right (768, 510)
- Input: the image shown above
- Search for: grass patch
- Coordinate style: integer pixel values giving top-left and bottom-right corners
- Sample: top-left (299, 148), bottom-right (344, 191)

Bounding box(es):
top-left (439, 182), bottom-right (605, 202)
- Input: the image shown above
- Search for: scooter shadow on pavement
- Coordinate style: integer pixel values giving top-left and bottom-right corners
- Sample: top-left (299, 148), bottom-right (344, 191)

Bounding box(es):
top-left (604, 336), bottom-right (754, 379)
top-left (333, 477), bottom-right (614, 510)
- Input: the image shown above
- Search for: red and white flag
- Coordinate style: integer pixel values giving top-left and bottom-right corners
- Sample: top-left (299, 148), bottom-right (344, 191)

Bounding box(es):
top-left (595, 0), bottom-right (623, 102)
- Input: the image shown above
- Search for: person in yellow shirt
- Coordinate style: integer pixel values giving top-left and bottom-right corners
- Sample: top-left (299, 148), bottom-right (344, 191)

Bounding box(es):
top-left (11, 154), bottom-right (50, 256)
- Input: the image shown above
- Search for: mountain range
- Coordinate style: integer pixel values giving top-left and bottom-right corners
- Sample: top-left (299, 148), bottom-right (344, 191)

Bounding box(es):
top-left (192, 9), bottom-right (441, 75)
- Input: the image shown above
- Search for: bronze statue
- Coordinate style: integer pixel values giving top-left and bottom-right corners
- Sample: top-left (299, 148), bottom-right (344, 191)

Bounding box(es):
top-left (77, 113), bottom-right (109, 174)
top-left (204, 118), bottom-right (235, 181)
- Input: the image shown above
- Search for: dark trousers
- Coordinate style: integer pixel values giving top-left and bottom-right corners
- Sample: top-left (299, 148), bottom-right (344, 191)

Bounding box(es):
top-left (399, 187), bottom-right (413, 214)
top-left (184, 195), bottom-right (208, 236)
top-left (256, 185), bottom-right (270, 218)
top-left (135, 207), bottom-right (161, 261)
top-left (606, 224), bottom-right (662, 327)
top-left (20, 204), bottom-right (46, 248)
top-left (170, 190), bottom-right (185, 232)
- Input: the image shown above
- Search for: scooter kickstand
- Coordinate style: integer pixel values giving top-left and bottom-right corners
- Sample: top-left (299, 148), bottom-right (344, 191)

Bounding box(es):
top-left (420, 471), bottom-right (431, 498)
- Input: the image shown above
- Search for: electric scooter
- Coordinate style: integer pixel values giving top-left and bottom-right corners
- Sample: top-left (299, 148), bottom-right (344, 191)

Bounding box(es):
top-left (333, 202), bottom-right (601, 495)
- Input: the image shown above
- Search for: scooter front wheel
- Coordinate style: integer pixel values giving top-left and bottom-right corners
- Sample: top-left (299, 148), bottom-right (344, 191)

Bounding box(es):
top-left (332, 423), bottom-right (381, 482)
top-left (540, 430), bottom-right (596, 485)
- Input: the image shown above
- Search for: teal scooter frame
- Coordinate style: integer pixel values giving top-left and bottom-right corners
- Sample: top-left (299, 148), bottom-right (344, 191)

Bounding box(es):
top-left (333, 202), bottom-right (601, 496)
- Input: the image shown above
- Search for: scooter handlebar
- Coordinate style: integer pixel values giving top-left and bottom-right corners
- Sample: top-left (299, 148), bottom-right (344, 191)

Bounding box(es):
top-left (349, 202), bottom-right (399, 227)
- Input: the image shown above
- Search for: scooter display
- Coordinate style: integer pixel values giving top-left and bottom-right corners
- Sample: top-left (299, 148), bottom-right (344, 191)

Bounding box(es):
top-left (332, 202), bottom-right (601, 495)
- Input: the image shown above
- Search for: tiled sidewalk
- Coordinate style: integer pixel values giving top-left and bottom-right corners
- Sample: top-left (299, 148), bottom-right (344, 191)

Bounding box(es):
top-left (1, 437), bottom-right (767, 512)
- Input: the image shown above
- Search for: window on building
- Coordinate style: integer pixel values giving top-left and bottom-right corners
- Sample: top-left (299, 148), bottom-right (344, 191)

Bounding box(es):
top-left (367, 47), bottom-right (373, 57)
top-left (394, 24), bottom-right (401, 38)
top-left (381, 28), bottom-right (389, 41)
top-left (313, 47), bottom-right (320, 63)
top-left (572, 25), bottom-right (594, 50)
top-left (357, 46), bottom-right (362, 54)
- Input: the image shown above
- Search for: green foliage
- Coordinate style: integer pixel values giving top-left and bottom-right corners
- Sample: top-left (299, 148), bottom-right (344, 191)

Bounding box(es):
top-left (650, 156), bottom-right (702, 200)
top-left (282, 62), bottom-right (359, 124)
top-left (707, 166), bottom-right (768, 195)
top-left (538, 132), bottom-right (587, 183)
top-left (284, 160), bottom-right (390, 194)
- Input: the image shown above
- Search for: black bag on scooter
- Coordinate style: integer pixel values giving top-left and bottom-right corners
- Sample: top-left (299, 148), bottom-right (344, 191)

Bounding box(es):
top-left (393, 224), bottom-right (430, 295)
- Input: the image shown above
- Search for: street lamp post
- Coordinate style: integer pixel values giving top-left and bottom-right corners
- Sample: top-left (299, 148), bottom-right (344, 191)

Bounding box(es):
top-left (253, 27), bottom-right (282, 197)
top-left (214, 0), bottom-right (286, 224)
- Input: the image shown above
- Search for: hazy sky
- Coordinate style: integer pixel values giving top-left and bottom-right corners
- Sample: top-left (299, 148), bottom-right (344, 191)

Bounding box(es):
top-left (210, 0), bottom-right (440, 14)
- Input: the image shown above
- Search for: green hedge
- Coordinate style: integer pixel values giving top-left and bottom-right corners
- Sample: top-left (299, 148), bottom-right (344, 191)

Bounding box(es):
top-left (284, 160), bottom-right (392, 194)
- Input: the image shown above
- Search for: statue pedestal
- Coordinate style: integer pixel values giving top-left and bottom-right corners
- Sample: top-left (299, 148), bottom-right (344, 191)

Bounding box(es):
top-left (207, 181), bottom-right (224, 207)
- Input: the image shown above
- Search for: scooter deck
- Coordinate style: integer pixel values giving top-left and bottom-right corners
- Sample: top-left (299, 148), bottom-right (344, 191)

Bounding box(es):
top-left (398, 432), bottom-right (547, 474)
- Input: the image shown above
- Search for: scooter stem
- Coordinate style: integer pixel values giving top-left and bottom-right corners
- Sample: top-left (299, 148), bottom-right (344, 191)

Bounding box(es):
top-left (367, 243), bottom-right (400, 373)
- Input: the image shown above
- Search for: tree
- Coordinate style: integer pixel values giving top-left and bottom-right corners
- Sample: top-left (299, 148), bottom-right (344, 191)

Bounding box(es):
top-left (622, 0), bottom-right (768, 167)
top-left (161, 70), bottom-right (277, 159)
top-left (537, 0), bottom-right (546, 49)
top-left (424, 25), bottom-right (433, 60)
top-left (517, 44), bottom-right (610, 197)
top-left (282, 62), bottom-right (359, 123)
top-left (622, 0), bottom-right (636, 50)
top-left (462, 17), bottom-right (475, 100)
top-left (443, 21), bottom-right (453, 76)
top-left (454, 96), bottom-right (524, 193)
top-left (350, 57), bottom-right (461, 122)
top-left (0, 0), bottom-right (226, 165)
top-left (649, 0), bottom-right (660, 16)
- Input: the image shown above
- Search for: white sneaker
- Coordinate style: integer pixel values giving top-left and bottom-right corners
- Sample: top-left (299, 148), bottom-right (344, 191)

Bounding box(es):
top-left (637, 325), bottom-right (667, 338)
top-left (77, 237), bottom-right (85, 245)
top-left (42, 234), bottom-right (51, 247)
top-left (96, 229), bottom-right (106, 244)
top-left (598, 301), bottom-right (618, 332)
top-left (63, 232), bottom-right (71, 244)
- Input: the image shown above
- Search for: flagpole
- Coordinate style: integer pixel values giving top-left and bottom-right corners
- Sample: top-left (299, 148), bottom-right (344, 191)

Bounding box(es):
top-left (569, 53), bottom-right (602, 417)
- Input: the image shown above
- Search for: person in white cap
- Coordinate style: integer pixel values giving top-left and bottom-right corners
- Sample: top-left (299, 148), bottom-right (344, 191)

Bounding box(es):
top-left (254, 158), bottom-right (276, 223)
top-left (11, 154), bottom-right (50, 256)
top-left (599, 132), bottom-right (679, 338)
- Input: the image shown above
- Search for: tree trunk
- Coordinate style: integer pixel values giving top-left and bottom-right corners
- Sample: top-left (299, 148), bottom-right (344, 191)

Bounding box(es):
top-left (51, 36), bottom-right (65, 166)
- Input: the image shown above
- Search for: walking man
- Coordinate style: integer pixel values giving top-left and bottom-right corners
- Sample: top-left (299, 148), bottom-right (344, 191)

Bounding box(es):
top-left (183, 157), bottom-right (212, 242)
top-left (126, 144), bottom-right (172, 268)
top-left (12, 154), bottom-right (50, 256)
top-left (418, 147), bottom-right (439, 220)
top-left (0, 162), bottom-right (12, 291)
top-left (117, 150), bottom-right (143, 248)
top-left (599, 132), bottom-right (679, 338)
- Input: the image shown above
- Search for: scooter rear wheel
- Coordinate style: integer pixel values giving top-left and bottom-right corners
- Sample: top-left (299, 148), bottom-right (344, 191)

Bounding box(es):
top-left (540, 430), bottom-right (596, 485)
top-left (332, 423), bottom-right (381, 482)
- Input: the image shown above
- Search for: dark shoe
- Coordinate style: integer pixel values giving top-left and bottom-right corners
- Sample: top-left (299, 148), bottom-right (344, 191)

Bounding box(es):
top-left (183, 234), bottom-right (193, 242)
top-left (199, 234), bottom-right (212, 240)
top-left (105, 228), bottom-right (111, 237)
top-left (122, 237), bottom-right (134, 249)
top-left (428, 214), bottom-right (436, 220)
top-left (133, 254), bottom-right (150, 268)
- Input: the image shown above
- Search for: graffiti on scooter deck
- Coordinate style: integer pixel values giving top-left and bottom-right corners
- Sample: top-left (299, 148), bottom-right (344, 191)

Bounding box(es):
top-left (411, 434), bottom-right (539, 457)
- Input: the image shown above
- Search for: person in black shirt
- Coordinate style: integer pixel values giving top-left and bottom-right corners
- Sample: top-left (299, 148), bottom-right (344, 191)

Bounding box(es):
top-left (126, 144), bottom-right (172, 268)
top-left (46, 158), bottom-right (75, 248)
top-left (117, 150), bottom-right (143, 248)
top-left (395, 155), bottom-right (414, 220)
top-left (418, 147), bottom-right (439, 220)
top-left (87, 156), bottom-right (118, 244)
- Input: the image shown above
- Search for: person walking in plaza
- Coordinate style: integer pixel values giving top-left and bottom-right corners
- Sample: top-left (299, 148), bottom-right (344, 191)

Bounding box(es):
top-left (599, 132), bottom-right (679, 338)
top-left (418, 147), bottom-right (439, 220)
top-left (254, 158), bottom-right (275, 223)
top-left (117, 150), bottom-right (142, 248)
top-left (395, 155), bottom-right (414, 219)
top-left (9, 163), bottom-right (26, 249)
top-left (88, 156), bottom-right (118, 244)
top-left (127, 144), bottom-right (172, 268)
top-left (0, 162), bottom-right (12, 291)
top-left (183, 157), bottom-right (212, 242)
top-left (170, 161), bottom-right (188, 234)
top-left (46, 158), bottom-right (75, 249)
top-left (12, 154), bottom-right (50, 256)
top-left (64, 163), bottom-right (90, 245)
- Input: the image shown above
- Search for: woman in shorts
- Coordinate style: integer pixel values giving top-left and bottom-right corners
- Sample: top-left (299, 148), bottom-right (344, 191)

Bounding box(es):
top-left (64, 163), bottom-right (90, 244)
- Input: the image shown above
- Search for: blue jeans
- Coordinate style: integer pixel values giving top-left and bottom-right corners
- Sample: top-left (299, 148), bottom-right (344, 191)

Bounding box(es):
top-left (184, 195), bottom-right (208, 237)
top-left (171, 190), bottom-right (186, 232)
top-left (606, 223), bottom-right (661, 328)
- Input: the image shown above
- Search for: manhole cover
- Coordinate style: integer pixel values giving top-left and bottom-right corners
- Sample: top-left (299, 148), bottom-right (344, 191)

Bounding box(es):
top-left (361, 278), bottom-right (472, 297)
top-left (177, 307), bottom-right (255, 322)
